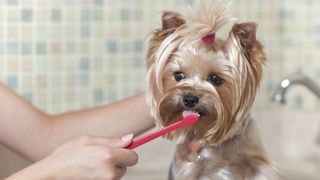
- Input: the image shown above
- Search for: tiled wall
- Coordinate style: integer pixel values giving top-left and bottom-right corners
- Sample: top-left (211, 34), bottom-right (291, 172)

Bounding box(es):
top-left (0, 0), bottom-right (319, 114)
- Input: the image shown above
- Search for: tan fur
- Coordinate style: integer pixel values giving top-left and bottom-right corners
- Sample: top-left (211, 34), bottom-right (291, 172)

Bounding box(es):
top-left (146, 1), bottom-right (278, 179)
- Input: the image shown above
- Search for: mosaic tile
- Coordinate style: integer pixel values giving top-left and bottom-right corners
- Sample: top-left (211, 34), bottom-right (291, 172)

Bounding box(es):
top-left (80, 42), bottom-right (89, 53)
top-left (94, 88), bottom-right (103, 103)
top-left (1, 0), bottom-right (320, 112)
top-left (7, 58), bottom-right (18, 71)
top-left (93, 9), bottom-right (103, 21)
top-left (66, 42), bottom-right (75, 53)
top-left (133, 39), bottom-right (143, 52)
top-left (7, 8), bottom-right (18, 22)
top-left (7, 41), bottom-right (18, 55)
top-left (51, 9), bottom-right (62, 21)
top-left (22, 42), bottom-right (32, 55)
top-left (6, 0), bottom-right (17, 5)
top-left (81, 9), bottom-right (90, 22)
top-left (80, 73), bottom-right (89, 86)
top-left (94, 0), bottom-right (103, 5)
top-left (80, 25), bottom-right (90, 37)
top-left (80, 58), bottom-right (89, 71)
top-left (21, 8), bottom-right (32, 21)
top-left (36, 9), bottom-right (48, 22)
top-left (6, 74), bottom-right (18, 88)
top-left (51, 42), bottom-right (61, 54)
top-left (120, 8), bottom-right (130, 21)
top-left (36, 42), bottom-right (47, 54)
top-left (21, 25), bottom-right (32, 37)
top-left (106, 40), bottom-right (118, 53)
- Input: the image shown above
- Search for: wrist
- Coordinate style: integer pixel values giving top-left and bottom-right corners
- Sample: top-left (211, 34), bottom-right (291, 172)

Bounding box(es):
top-left (5, 159), bottom-right (54, 180)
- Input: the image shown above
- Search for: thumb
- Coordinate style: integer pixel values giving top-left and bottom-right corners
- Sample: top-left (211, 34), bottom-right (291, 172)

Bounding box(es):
top-left (105, 134), bottom-right (134, 148)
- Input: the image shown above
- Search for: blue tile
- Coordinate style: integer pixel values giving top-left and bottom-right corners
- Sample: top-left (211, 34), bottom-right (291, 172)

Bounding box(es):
top-left (6, 75), bottom-right (18, 88)
top-left (22, 9), bottom-right (33, 21)
top-left (133, 39), bottom-right (143, 52)
top-left (80, 73), bottom-right (89, 86)
top-left (7, 42), bottom-right (18, 55)
top-left (133, 56), bottom-right (143, 67)
top-left (185, 0), bottom-right (193, 4)
top-left (277, 8), bottom-right (294, 20)
top-left (51, 9), bottom-right (62, 21)
top-left (106, 40), bottom-right (118, 53)
top-left (7, 0), bottom-right (18, 5)
top-left (36, 42), bottom-right (46, 54)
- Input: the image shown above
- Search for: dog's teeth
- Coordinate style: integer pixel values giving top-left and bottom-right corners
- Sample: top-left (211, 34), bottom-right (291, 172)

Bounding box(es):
top-left (182, 110), bottom-right (200, 118)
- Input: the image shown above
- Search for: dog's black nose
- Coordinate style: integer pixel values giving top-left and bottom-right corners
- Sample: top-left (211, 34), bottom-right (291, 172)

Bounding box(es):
top-left (183, 95), bottom-right (199, 108)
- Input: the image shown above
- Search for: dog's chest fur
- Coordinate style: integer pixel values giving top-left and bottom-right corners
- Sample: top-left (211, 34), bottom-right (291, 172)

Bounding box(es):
top-left (170, 120), bottom-right (277, 180)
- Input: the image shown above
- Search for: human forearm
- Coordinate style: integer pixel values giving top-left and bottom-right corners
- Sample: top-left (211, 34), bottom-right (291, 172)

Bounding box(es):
top-left (46, 93), bottom-right (154, 158)
top-left (0, 83), bottom-right (53, 161)
top-left (0, 83), bottom-right (154, 161)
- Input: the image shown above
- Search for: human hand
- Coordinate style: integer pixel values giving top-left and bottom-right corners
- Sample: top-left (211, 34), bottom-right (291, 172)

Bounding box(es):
top-left (7, 134), bottom-right (137, 180)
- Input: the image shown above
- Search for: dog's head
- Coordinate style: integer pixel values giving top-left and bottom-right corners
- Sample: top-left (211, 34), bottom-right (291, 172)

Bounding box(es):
top-left (146, 2), bottom-right (266, 146)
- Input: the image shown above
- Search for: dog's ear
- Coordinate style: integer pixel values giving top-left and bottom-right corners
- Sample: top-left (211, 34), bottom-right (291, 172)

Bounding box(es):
top-left (228, 22), bottom-right (266, 76)
top-left (146, 11), bottom-right (186, 68)
top-left (231, 22), bottom-right (257, 55)
top-left (161, 11), bottom-right (186, 33)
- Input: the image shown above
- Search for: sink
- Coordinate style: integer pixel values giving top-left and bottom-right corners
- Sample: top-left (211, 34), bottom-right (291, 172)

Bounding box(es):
top-left (253, 108), bottom-right (320, 180)
top-left (124, 108), bottom-right (320, 180)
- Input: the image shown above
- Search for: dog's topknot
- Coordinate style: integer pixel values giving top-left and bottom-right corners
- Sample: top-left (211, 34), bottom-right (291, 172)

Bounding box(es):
top-left (187, 0), bottom-right (236, 43)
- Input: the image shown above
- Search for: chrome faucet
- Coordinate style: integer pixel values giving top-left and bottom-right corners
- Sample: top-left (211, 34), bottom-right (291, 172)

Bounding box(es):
top-left (272, 74), bottom-right (320, 104)
top-left (272, 75), bottom-right (320, 144)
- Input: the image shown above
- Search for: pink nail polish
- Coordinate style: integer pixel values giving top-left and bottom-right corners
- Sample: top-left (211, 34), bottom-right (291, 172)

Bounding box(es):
top-left (121, 133), bottom-right (134, 142)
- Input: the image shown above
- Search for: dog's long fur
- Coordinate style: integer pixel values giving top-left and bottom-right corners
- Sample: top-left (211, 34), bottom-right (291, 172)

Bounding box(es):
top-left (146, 1), bottom-right (278, 179)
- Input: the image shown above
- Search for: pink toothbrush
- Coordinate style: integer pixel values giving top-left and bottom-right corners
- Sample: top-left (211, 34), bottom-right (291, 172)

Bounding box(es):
top-left (126, 113), bottom-right (199, 150)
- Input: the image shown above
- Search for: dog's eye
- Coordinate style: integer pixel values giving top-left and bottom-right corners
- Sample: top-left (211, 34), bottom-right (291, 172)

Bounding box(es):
top-left (174, 72), bottom-right (185, 82)
top-left (208, 74), bottom-right (224, 86)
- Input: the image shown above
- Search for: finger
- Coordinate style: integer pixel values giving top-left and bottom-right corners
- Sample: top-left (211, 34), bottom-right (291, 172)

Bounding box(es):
top-left (85, 134), bottom-right (134, 148)
top-left (106, 134), bottom-right (134, 148)
top-left (117, 167), bottom-right (127, 178)
top-left (108, 148), bottom-right (138, 167)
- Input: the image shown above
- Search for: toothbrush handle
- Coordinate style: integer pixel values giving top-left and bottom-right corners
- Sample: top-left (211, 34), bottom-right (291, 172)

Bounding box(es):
top-left (126, 121), bottom-right (183, 150)
top-left (126, 115), bottom-right (198, 150)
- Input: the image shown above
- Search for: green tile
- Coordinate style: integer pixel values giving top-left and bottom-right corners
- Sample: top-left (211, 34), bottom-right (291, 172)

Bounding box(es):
top-left (51, 9), bottom-right (62, 21)
top-left (22, 42), bottom-right (32, 55)
top-left (36, 42), bottom-right (46, 54)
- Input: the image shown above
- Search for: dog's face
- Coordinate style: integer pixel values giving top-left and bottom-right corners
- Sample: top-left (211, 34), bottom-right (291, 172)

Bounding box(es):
top-left (146, 8), bottom-right (266, 146)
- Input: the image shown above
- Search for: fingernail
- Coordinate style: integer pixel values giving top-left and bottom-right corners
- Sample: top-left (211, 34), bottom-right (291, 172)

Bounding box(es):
top-left (121, 133), bottom-right (134, 142)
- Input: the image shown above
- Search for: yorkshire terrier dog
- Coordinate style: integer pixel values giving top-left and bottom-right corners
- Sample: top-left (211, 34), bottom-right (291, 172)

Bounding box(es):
top-left (146, 1), bottom-right (278, 180)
